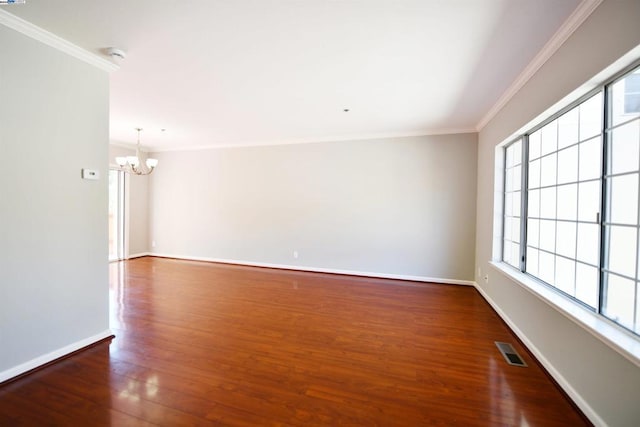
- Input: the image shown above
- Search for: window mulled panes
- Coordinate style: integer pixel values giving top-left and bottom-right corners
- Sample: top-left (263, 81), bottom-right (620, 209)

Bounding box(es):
top-left (502, 64), bottom-right (640, 336)
top-left (523, 93), bottom-right (602, 309)
top-left (503, 139), bottom-right (522, 269)
top-left (602, 66), bottom-right (640, 333)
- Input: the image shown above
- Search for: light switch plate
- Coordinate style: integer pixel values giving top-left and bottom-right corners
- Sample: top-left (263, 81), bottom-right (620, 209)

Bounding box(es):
top-left (82, 169), bottom-right (100, 180)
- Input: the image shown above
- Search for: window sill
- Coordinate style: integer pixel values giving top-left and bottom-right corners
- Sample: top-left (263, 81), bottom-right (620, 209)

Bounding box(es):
top-left (489, 261), bottom-right (640, 368)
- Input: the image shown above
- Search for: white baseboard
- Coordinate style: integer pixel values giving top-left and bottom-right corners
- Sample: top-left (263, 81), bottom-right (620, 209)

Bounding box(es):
top-left (127, 252), bottom-right (151, 259)
top-left (472, 283), bottom-right (606, 427)
top-left (0, 329), bottom-right (113, 384)
top-left (147, 252), bottom-right (475, 286)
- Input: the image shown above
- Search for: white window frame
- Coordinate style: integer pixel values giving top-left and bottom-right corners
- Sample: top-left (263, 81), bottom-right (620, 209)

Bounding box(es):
top-left (492, 61), bottom-right (640, 369)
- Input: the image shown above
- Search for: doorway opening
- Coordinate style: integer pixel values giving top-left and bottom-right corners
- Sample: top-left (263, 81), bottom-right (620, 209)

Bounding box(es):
top-left (109, 169), bottom-right (125, 261)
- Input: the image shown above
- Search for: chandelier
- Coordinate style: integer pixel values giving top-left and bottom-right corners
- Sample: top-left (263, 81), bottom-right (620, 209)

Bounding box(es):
top-left (115, 128), bottom-right (158, 175)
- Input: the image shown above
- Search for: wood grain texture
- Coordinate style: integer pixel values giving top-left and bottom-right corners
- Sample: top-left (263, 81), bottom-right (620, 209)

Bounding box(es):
top-left (0, 257), bottom-right (590, 426)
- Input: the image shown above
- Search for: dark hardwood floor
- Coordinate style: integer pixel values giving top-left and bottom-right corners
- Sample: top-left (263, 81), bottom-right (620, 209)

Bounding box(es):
top-left (0, 257), bottom-right (590, 426)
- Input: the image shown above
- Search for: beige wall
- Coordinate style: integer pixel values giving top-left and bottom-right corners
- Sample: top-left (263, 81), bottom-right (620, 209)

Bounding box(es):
top-left (0, 25), bottom-right (110, 378)
top-left (475, 1), bottom-right (640, 425)
top-left (109, 145), bottom-right (151, 257)
top-left (149, 134), bottom-right (477, 282)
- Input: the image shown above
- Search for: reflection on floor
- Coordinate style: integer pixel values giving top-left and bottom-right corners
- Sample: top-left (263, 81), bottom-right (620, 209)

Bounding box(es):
top-left (0, 257), bottom-right (590, 426)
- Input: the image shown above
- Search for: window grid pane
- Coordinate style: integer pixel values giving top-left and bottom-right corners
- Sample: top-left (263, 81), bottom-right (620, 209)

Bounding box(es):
top-left (505, 64), bottom-right (640, 337)
top-left (503, 140), bottom-right (523, 269)
top-left (525, 93), bottom-right (602, 309)
top-left (603, 66), bottom-right (640, 334)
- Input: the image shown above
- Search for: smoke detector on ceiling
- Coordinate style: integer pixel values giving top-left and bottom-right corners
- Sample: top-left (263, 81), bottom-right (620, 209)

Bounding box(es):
top-left (106, 47), bottom-right (127, 60)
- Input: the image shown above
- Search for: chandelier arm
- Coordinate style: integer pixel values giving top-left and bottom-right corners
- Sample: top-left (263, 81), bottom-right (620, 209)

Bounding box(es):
top-left (117, 127), bottom-right (157, 176)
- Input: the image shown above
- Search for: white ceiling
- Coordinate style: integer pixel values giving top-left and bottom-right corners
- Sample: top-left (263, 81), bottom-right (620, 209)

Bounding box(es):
top-left (6, 0), bottom-right (583, 150)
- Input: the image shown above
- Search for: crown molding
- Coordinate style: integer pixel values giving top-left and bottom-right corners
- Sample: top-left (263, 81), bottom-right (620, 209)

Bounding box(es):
top-left (148, 128), bottom-right (478, 152)
top-left (476, 0), bottom-right (604, 131)
top-left (0, 9), bottom-right (118, 72)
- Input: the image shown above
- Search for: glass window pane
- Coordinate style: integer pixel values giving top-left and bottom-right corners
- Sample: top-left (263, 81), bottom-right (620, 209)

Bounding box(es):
top-left (540, 153), bottom-right (557, 187)
top-left (513, 191), bottom-right (521, 217)
top-left (505, 193), bottom-right (513, 216)
top-left (529, 159), bottom-right (540, 189)
top-left (556, 221), bottom-right (577, 259)
top-left (529, 189), bottom-right (540, 218)
top-left (579, 92), bottom-right (603, 140)
top-left (504, 217), bottom-right (512, 241)
top-left (611, 67), bottom-right (640, 127)
top-left (503, 140), bottom-right (525, 268)
top-left (539, 250), bottom-right (555, 285)
top-left (540, 187), bottom-right (556, 219)
top-left (607, 225), bottom-right (637, 278)
top-left (608, 174), bottom-right (638, 225)
top-left (555, 256), bottom-right (576, 296)
top-left (579, 137), bottom-right (602, 181)
top-left (576, 223), bottom-right (600, 265)
top-left (578, 181), bottom-right (600, 222)
top-left (505, 241), bottom-right (519, 268)
top-left (513, 165), bottom-right (521, 191)
top-left (540, 220), bottom-right (556, 252)
top-left (558, 108), bottom-right (579, 149)
top-left (625, 73), bottom-right (640, 110)
top-left (541, 121), bottom-right (558, 156)
top-left (609, 120), bottom-right (640, 175)
top-left (506, 144), bottom-right (514, 168)
top-left (528, 219), bottom-right (539, 247)
top-left (512, 218), bottom-right (521, 244)
top-left (576, 263), bottom-right (599, 308)
top-left (557, 184), bottom-right (577, 221)
top-left (503, 242), bottom-right (511, 266)
top-left (511, 242), bottom-right (520, 266)
top-left (558, 146), bottom-right (578, 184)
top-left (529, 131), bottom-right (541, 160)
top-left (512, 141), bottom-right (522, 167)
top-left (505, 168), bottom-right (513, 192)
top-left (603, 273), bottom-right (635, 329)
top-left (526, 247), bottom-right (539, 276)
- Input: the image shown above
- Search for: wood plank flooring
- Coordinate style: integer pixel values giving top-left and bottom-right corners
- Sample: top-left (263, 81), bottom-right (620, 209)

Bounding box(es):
top-left (0, 257), bottom-right (590, 426)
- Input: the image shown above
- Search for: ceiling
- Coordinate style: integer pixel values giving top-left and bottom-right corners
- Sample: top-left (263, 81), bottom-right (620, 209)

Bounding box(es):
top-left (5, 0), bottom-right (583, 150)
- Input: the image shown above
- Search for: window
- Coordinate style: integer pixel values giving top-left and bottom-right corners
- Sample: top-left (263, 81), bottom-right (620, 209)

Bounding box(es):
top-left (603, 68), bottom-right (640, 331)
top-left (503, 139), bottom-right (522, 269)
top-left (623, 70), bottom-right (640, 114)
top-left (502, 64), bottom-right (640, 336)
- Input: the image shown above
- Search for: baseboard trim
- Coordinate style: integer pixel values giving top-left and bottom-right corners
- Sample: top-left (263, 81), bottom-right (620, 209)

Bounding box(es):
top-left (127, 252), bottom-right (151, 260)
top-left (0, 329), bottom-right (114, 384)
top-left (473, 283), bottom-right (605, 427)
top-left (147, 252), bottom-right (475, 286)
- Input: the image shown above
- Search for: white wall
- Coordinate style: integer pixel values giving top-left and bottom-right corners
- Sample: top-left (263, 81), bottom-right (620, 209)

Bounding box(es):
top-left (0, 25), bottom-right (110, 379)
top-left (109, 145), bottom-right (150, 257)
top-left (475, 1), bottom-right (640, 425)
top-left (149, 134), bottom-right (477, 282)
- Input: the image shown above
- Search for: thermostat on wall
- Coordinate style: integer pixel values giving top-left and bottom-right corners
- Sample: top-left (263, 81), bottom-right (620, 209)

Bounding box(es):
top-left (82, 169), bottom-right (100, 180)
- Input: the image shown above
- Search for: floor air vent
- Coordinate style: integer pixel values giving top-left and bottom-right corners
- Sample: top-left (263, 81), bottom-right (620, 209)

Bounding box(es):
top-left (495, 342), bottom-right (527, 367)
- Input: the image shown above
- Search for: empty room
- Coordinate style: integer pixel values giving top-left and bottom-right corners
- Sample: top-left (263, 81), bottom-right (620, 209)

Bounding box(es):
top-left (1, 0), bottom-right (640, 425)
